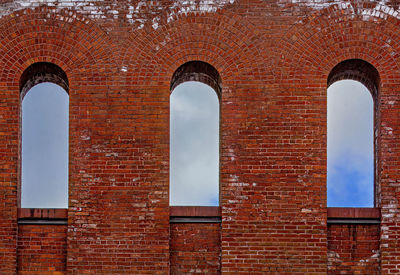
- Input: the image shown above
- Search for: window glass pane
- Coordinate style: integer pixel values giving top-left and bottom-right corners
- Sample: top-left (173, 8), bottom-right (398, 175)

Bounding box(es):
top-left (170, 81), bottom-right (219, 206)
top-left (327, 80), bottom-right (373, 207)
top-left (21, 82), bottom-right (69, 208)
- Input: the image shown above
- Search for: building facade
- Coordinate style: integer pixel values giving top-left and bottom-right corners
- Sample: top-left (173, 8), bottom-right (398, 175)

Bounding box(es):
top-left (0, 0), bottom-right (399, 274)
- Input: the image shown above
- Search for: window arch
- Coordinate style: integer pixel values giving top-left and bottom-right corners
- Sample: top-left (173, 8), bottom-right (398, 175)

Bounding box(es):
top-left (170, 61), bottom-right (221, 206)
top-left (327, 59), bottom-right (380, 207)
top-left (20, 62), bottom-right (69, 208)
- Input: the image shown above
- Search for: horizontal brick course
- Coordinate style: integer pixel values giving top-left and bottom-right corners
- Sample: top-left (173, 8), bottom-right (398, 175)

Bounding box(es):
top-left (18, 208), bottom-right (68, 220)
top-left (328, 208), bottom-right (381, 219)
top-left (170, 206), bottom-right (221, 217)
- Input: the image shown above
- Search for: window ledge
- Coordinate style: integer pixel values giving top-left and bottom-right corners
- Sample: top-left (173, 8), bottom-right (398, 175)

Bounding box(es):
top-left (327, 207), bottom-right (380, 224)
top-left (18, 208), bottom-right (68, 225)
top-left (170, 206), bottom-right (221, 223)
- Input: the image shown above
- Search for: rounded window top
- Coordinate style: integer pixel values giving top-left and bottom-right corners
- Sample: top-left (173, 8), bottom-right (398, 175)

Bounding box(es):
top-left (171, 61), bottom-right (222, 99)
top-left (327, 59), bottom-right (380, 98)
top-left (20, 62), bottom-right (69, 99)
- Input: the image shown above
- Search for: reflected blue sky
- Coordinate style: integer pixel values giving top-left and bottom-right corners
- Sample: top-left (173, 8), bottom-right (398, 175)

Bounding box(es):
top-left (327, 80), bottom-right (374, 207)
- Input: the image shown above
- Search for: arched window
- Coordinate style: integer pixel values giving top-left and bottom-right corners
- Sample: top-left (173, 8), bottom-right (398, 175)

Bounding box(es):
top-left (170, 61), bottom-right (221, 206)
top-left (327, 59), bottom-right (380, 207)
top-left (20, 63), bottom-right (69, 208)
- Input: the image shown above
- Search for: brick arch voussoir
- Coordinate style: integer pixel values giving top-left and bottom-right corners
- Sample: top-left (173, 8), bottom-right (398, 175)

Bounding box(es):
top-left (120, 10), bottom-right (268, 89)
top-left (0, 6), bottom-right (116, 89)
top-left (280, 40), bottom-right (397, 88)
top-left (276, 6), bottom-right (400, 88)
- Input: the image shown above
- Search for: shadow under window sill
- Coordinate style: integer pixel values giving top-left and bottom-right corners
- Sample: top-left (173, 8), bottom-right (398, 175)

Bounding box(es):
top-left (18, 208), bottom-right (68, 225)
top-left (327, 207), bottom-right (380, 224)
top-left (170, 206), bottom-right (221, 223)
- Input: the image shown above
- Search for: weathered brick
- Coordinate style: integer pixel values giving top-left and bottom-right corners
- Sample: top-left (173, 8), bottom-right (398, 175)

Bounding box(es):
top-left (170, 223), bottom-right (221, 274)
top-left (17, 224), bottom-right (67, 274)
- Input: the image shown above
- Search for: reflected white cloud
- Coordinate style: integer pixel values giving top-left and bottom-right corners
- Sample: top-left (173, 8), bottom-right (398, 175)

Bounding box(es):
top-left (21, 82), bottom-right (69, 208)
top-left (170, 81), bottom-right (219, 206)
top-left (327, 80), bottom-right (374, 207)
top-left (22, 80), bottom-right (371, 208)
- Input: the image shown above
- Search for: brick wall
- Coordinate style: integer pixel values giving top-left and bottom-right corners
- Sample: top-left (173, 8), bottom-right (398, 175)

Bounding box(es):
top-left (2, 0), bottom-right (400, 273)
top-left (327, 224), bottom-right (380, 274)
top-left (17, 224), bottom-right (67, 274)
top-left (170, 223), bottom-right (221, 274)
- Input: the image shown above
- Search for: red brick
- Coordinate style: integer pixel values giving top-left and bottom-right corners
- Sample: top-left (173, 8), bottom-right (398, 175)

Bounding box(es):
top-left (328, 224), bottom-right (380, 274)
top-left (170, 222), bottom-right (221, 274)
top-left (17, 224), bottom-right (67, 274)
